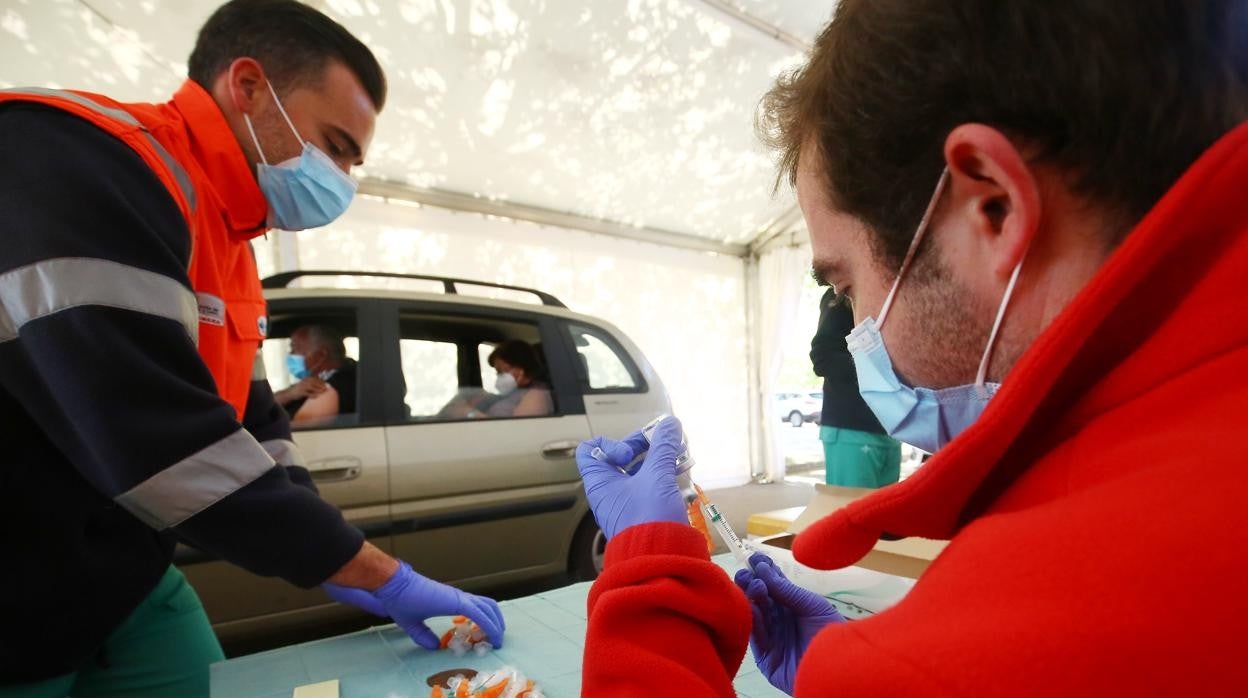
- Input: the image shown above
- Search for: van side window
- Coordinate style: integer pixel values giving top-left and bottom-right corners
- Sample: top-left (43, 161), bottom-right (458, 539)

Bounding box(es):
top-left (567, 324), bottom-right (641, 392)
top-left (398, 312), bottom-right (556, 421)
top-left (398, 338), bottom-right (460, 419)
top-left (262, 310), bottom-right (362, 430)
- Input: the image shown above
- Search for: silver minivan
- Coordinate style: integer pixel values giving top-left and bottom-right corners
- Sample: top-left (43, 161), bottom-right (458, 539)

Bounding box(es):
top-left (176, 271), bottom-right (670, 648)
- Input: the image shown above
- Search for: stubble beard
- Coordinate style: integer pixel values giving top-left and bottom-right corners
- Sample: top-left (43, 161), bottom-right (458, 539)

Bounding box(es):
top-left (885, 247), bottom-right (995, 391)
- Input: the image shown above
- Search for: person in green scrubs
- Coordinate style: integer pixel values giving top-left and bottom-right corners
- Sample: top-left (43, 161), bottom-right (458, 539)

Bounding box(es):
top-left (810, 288), bottom-right (903, 488)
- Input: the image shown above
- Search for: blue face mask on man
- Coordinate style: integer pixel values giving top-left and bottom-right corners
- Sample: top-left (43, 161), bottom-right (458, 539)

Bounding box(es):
top-left (845, 168), bottom-right (1028, 453)
top-left (286, 354), bottom-right (310, 381)
top-left (243, 79), bottom-right (358, 231)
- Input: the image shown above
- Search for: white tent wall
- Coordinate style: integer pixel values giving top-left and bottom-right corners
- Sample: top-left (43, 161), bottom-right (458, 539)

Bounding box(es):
top-left (752, 240), bottom-right (808, 481)
top-left (254, 196), bottom-right (755, 488)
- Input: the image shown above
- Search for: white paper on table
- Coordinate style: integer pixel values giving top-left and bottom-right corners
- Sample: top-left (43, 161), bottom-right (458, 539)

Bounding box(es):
top-left (292, 679), bottom-right (339, 698)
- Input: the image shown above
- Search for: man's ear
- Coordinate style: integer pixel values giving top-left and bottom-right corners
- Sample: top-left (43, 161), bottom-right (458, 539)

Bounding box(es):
top-left (943, 124), bottom-right (1041, 278)
top-left (223, 57), bottom-right (269, 116)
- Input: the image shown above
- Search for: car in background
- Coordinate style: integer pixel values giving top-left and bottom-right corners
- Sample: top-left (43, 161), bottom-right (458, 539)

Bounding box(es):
top-left (775, 390), bottom-right (822, 427)
top-left (176, 271), bottom-right (670, 649)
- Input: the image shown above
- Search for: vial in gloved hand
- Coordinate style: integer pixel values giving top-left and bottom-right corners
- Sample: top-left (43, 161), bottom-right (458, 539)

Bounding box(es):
top-left (640, 415), bottom-right (714, 553)
top-left (641, 415), bottom-right (697, 503)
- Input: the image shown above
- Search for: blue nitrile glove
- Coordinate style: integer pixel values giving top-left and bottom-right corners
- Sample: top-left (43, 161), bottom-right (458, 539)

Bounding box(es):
top-left (734, 552), bottom-right (845, 695)
top-left (576, 417), bottom-right (688, 540)
top-left (369, 561), bottom-right (505, 650)
top-left (322, 582), bottom-right (389, 617)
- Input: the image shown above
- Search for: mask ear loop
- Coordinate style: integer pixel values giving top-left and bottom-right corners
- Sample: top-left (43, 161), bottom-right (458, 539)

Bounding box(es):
top-left (974, 248), bottom-right (1029, 392)
top-left (877, 168), bottom-right (950, 329)
top-left (264, 79), bottom-right (306, 145)
top-left (243, 114), bottom-right (269, 166)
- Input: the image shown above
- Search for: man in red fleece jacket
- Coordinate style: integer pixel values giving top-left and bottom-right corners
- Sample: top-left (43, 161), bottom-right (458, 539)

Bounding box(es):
top-left (575, 1), bottom-right (1248, 695)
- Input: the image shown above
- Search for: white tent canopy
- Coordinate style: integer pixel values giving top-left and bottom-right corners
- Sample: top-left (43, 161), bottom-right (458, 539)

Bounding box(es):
top-left (1, 0), bottom-right (835, 486)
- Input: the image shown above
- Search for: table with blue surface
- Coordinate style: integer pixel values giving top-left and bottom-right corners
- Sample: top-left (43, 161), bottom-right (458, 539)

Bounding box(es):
top-left (211, 554), bottom-right (886, 698)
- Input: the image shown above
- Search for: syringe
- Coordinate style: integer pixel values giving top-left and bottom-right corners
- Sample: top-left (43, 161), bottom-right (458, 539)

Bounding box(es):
top-left (595, 430), bottom-right (714, 553)
top-left (694, 483), bottom-right (749, 564)
top-left (604, 415), bottom-right (748, 560)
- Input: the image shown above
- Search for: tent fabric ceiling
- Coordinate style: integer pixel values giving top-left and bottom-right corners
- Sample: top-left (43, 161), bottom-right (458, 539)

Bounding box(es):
top-left (0, 0), bottom-right (836, 246)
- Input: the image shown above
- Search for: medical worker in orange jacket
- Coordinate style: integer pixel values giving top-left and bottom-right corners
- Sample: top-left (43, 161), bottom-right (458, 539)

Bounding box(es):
top-left (0, 1), bottom-right (502, 695)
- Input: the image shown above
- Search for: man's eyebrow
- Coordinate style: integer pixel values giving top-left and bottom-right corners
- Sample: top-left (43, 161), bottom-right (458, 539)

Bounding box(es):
top-left (328, 125), bottom-right (363, 162)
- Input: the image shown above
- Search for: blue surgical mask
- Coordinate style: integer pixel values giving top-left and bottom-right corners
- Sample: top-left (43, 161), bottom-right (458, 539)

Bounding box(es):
top-left (286, 354), bottom-right (309, 380)
top-left (846, 168), bottom-right (1027, 453)
top-left (244, 80), bottom-right (357, 231)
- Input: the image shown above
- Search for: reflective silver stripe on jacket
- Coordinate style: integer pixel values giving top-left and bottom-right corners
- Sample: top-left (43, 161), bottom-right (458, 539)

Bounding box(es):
top-left (260, 439), bottom-right (307, 469)
top-left (252, 350), bottom-right (268, 381)
top-left (0, 257), bottom-right (198, 345)
top-left (115, 428), bottom-right (276, 530)
top-left (1, 87), bottom-right (197, 213)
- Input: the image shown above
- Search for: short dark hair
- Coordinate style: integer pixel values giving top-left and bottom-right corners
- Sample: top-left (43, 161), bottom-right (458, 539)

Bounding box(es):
top-left (301, 324), bottom-right (346, 363)
top-left (188, 0), bottom-right (386, 111)
top-left (759, 0), bottom-right (1248, 267)
top-left (489, 340), bottom-right (546, 381)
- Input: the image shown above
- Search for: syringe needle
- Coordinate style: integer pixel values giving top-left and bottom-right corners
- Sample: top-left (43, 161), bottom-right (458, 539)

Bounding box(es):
top-left (694, 483), bottom-right (749, 564)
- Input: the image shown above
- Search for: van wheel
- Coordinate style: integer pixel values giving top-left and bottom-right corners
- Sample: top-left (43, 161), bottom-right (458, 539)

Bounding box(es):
top-left (789, 411), bottom-right (804, 427)
top-left (569, 515), bottom-right (606, 581)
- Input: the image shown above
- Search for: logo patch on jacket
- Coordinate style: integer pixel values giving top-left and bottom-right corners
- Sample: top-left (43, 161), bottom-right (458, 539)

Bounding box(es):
top-left (257, 315), bottom-right (268, 337)
top-left (196, 292), bottom-right (226, 327)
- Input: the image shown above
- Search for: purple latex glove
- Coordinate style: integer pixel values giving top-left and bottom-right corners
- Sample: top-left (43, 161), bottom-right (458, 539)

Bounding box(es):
top-left (576, 417), bottom-right (687, 540)
top-left (734, 553), bottom-right (845, 695)
top-left (322, 582), bottom-right (389, 617)
top-left (368, 561), bottom-right (506, 650)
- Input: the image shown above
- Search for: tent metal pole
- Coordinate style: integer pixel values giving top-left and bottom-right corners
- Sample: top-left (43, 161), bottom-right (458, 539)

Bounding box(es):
top-left (358, 178), bottom-right (749, 258)
top-left (689, 0), bottom-right (812, 52)
top-left (749, 204), bottom-right (806, 256)
top-left (744, 252), bottom-right (768, 482)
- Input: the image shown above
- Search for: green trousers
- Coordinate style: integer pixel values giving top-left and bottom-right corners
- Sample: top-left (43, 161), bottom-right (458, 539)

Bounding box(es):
top-left (821, 425), bottom-right (902, 488)
top-left (3, 566), bottom-right (223, 698)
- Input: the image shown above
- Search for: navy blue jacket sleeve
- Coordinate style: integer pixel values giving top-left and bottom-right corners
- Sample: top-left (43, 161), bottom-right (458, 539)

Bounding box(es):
top-left (242, 361), bottom-right (319, 493)
top-left (0, 104), bottom-right (359, 587)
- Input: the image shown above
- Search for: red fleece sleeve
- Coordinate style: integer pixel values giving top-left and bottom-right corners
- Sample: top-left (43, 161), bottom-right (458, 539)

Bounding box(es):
top-left (582, 522), bottom-right (751, 696)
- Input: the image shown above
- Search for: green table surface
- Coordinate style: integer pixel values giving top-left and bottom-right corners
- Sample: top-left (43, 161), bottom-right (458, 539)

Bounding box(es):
top-left (210, 554), bottom-right (885, 697)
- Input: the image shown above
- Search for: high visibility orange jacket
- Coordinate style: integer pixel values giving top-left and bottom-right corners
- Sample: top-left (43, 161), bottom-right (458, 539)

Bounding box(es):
top-left (0, 80), bottom-right (269, 417)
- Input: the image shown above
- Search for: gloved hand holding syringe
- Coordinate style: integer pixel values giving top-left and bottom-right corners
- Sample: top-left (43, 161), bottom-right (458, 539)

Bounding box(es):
top-left (579, 417), bottom-right (837, 698)
top-left (584, 415), bottom-right (749, 563)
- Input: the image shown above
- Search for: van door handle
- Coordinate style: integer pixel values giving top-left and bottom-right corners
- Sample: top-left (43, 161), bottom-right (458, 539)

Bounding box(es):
top-left (310, 466), bottom-right (362, 483)
top-left (541, 440), bottom-right (580, 460)
top-left (308, 457), bottom-right (363, 483)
